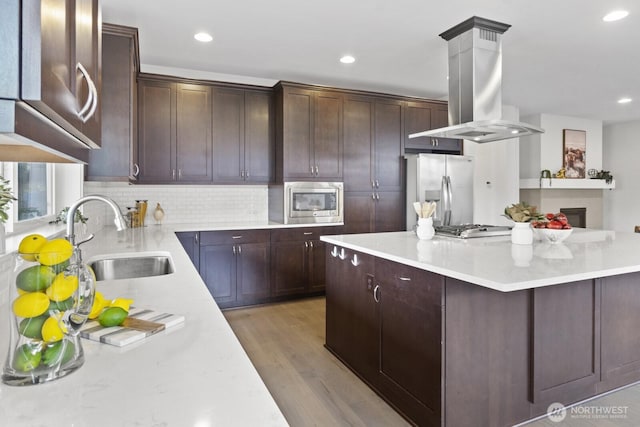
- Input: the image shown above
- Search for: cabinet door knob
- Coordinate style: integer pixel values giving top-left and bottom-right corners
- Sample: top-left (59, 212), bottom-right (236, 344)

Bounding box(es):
top-left (373, 284), bottom-right (380, 303)
top-left (331, 246), bottom-right (338, 257)
top-left (351, 254), bottom-right (359, 266)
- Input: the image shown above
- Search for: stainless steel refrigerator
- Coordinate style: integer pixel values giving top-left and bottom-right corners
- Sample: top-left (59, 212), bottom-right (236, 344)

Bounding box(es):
top-left (405, 153), bottom-right (474, 230)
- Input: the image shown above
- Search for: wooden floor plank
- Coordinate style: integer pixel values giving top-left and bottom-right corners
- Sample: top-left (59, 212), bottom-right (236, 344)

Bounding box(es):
top-left (224, 297), bottom-right (411, 427)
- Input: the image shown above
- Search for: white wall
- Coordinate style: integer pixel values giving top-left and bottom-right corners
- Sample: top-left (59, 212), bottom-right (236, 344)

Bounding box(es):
top-left (603, 120), bottom-right (640, 232)
top-left (520, 113), bottom-right (603, 178)
top-left (467, 105), bottom-right (520, 226)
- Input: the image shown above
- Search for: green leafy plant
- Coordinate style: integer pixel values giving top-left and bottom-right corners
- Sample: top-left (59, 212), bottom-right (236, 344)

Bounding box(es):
top-left (504, 202), bottom-right (544, 223)
top-left (0, 176), bottom-right (17, 224)
top-left (49, 207), bottom-right (89, 225)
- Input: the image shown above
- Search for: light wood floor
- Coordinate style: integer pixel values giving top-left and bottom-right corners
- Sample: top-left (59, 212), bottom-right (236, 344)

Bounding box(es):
top-left (225, 297), bottom-right (640, 427)
top-left (223, 297), bottom-right (410, 427)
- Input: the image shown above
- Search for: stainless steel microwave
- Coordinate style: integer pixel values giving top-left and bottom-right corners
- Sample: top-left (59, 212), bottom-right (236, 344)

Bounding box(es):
top-left (269, 182), bottom-right (344, 224)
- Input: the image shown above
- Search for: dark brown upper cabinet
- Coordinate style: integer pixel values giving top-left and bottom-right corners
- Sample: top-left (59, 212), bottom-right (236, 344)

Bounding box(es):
top-left (87, 24), bottom-right (139, 181)
top-left (275, 83), bottom-right (343, 181)
top-left (404, 100), bottom-right (462, 154)
top-left (22, 0), bottom-right (102, 148)
top-left (137, 77), bottom-right (213, 183)
top-left (212, 87), bottom-right (274, 183)
top-left (0, 0), bottom-right (102, 162)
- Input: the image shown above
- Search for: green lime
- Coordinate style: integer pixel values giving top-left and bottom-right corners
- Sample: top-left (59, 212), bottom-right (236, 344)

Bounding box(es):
top-left (49, 297), bottom-right (75, 311)
top-left (51, 259), bottom-right (71, 274)
top-left (42, 340), bottom-right (75, 367)
top-left (98, 307), bottom-right (128, 327)
top-left (18, 314), bottom-right (48, 339)
top-left (16, 265), bottom-right (56, 292)
top-left (13, 343), bottom-right (42, 372)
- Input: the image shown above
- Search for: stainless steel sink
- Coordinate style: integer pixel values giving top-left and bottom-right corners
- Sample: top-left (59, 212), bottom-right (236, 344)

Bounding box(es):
top-left (88, 252), bottom-right (174, 281)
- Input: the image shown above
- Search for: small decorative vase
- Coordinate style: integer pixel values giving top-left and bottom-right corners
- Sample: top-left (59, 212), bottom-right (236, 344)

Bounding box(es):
top-left (2, 249), bottom-right (95, 386)
top-left (416, 217), bottom-right (435, 240)
top-left (153, 203), bottom-right (165, 225)
top-left (511, 222), bottom-right (533, 245)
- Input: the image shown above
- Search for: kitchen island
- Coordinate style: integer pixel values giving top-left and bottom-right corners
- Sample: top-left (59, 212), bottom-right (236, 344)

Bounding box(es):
top-left (0, 224), bottom-right (289, 427)
top-left (321, 229), bottom-right (640, 426)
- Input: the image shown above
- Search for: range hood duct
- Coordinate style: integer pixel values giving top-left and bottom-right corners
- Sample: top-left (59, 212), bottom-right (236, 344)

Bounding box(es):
top-left (409, 16), bottom-right (544, 143)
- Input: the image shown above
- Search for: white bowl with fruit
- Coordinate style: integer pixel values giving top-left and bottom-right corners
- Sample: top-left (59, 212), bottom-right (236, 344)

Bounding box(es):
top-left (532, 213), bottom-right (573, 244)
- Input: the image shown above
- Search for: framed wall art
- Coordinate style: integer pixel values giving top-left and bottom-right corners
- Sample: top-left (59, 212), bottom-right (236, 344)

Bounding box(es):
top-left (563, 129), bottom-right (586, 178)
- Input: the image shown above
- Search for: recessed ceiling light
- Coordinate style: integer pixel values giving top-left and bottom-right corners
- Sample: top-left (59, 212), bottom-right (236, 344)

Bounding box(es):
top-left (194, 32), bottom-right (213, 42)
top-left (340, 55), bottom-right (355, 64)
top-left (603, 10), bottom-right (629, 22)
top-left (618, 97), bottom-right (632, 104)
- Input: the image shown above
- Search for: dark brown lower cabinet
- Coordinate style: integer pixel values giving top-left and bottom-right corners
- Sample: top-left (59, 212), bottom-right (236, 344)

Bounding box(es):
top-left (176, 231), bottom-right (200, 270)
top-left (270, 227), bottom-right (335, 297)
top-left (325, 246), bottom-right (442, 426)
top-left (198, 230), bottom-right (270, 308)
top-left (325, 245), bottom-right (640, 427)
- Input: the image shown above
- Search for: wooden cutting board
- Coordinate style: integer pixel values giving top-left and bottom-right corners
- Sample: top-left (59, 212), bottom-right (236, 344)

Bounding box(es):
top-left (80, 307), bottom-right (185, 347)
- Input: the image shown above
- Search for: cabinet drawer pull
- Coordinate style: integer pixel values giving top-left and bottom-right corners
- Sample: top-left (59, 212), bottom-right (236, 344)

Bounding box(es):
top-left (232, 245), bottom-right (236, 255)
top-left (232, 235), bottom-right (243, 239)
top-left (133, 163), bottom-right (140, 177)
top-left (375, 193), bottom-right (380, 200)
top-left (172, 169), bottom-right (176, 180)
top-left (178, 169), bottom-right (183, 179)
top-left (241, 170), bottom-right (245, 178)
top-left (375, 180), bottom-right (379, 188)
top-left (194, 233), bottom-right (199, 244)
top-left (331, 246), bottom-right (338, 257)
top-left (351, 254), bottom-right (359, 266)
top-left (373, 284), bottom-right (380, 303)
top-left (309, 241), bottom-right (314, 248)
top-left (245, 170), bottom-right (250, 179)
top-left (76, 62), bottom-right (97, 122)
top-left (338, 248), bottom-right (347, 260)
top-left (372, 193), bottom-right (376, 200)
top-left (303, 232), bottom-right (313, 235)
top-left (304, 241), bottom-right (309, 249)
top-left (238, 245), bottom-right (242, 254)
top-left (397, 276), bottom-right (411, 281)
top-left (315, 165), bottom-right (319, 176)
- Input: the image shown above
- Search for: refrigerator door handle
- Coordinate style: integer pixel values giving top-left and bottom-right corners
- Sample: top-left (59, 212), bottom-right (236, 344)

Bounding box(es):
top-left (443, 176), bottom-right (453, 225)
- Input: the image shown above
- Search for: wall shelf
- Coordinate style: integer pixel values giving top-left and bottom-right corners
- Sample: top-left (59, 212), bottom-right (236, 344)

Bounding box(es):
top-left (520, 178), bottom-right (615, 190)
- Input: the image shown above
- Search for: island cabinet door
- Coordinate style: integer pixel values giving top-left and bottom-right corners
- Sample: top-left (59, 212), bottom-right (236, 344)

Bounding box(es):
top-left (600, 272), bottom-right (640, 390)
top-left (325, 246), bottom-right (378, 381)
top-left (199, 244), bottom-right (237, 306)
top-left (375, 258), bottom-right (444, 426)
top-left (531, 279), bottom-right (601, 407)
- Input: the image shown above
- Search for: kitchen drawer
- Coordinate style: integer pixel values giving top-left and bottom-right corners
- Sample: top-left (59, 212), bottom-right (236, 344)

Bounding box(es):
top-left (270, 226), bottom-right (340, 243)
top-left (199, 229), bottom-right (270, 246)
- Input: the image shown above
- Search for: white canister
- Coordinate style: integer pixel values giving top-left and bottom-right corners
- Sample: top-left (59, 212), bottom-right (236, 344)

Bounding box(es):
top-left (511, 222), bottom-right (533, 245)
top-left (416, 217), bottom-right (435, 240)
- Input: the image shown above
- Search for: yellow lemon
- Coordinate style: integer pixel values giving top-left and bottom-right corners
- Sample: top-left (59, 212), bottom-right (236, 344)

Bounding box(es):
top-left (88, 291), bottom-right (109, 319)
top-left (110, 297), bottom-right (133, 312)
top-left (18, 234), bottom-right (49, 261)
top-left (41, 314), bottom-right (67, 343)
top-left (36, 239), bottom-right (73, 266)
top-left (12, 292), bottom-right (50, 318)
top-left (46, 273), bottom-right (79, 302)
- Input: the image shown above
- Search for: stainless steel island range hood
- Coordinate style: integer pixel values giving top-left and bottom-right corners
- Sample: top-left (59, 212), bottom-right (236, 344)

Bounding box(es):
top-left (409, 16), bottom-right (544, 143)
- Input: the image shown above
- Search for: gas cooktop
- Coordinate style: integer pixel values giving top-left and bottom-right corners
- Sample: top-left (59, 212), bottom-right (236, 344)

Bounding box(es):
top-left (434, 224), bottom-right (512, 239)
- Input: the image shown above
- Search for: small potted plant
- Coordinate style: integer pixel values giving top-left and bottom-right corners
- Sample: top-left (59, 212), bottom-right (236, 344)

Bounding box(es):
top-left (0, 176), bottom-right (17, 253)
top-left (504, 202), bottom-right (544, 245)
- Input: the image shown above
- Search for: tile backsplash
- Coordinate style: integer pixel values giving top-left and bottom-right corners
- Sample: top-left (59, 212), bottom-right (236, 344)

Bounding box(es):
top-left (82, 182), bottom-right (268, 233)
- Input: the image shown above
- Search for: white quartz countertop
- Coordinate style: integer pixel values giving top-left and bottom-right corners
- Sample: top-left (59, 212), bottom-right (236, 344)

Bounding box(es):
top-left (0, 225), bottom-right (289, 426)
top-left (321, 229), bottom-right (640, 292)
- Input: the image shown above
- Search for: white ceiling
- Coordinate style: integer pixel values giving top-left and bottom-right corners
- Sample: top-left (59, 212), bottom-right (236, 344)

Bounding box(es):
top-left (102, 0), bottom-right (640, 124)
